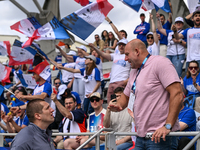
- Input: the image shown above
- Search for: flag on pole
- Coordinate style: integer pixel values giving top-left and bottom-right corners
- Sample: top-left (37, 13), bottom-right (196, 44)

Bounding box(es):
top-left (0, 85), bottom-right (4, 97)
top-left (10, 17), bottom-right (42, 37)
top-left (141, 0), bottom-right (159, 11)
top-left (29, 60), bottom-right (51, 81)
top-left (0, 63), bottom-right (11, 84)
top-left (60, 0), bottom-right (113, 40)
top-left (16, 73), bottom-right (37, 89)
top-left (119, 0), bottom-right (142, 12)
top-left (74, 0), bottom-right (90, 6)
top-left (8, 39), bottom-right (37, 66)
top-left (151, 0), bottom-right (171, 13)
top-left (23, 16), bottom-right (70, 48)
top-left (0, 41), bottom-right (10, 56)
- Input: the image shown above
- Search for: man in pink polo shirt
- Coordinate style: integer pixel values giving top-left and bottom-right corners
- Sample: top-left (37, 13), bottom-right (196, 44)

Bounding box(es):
top-left (108, 39), bottom-right (183, 149)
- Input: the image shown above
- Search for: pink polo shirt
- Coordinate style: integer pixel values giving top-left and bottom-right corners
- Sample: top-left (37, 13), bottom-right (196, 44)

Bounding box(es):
top-left (124, 55), bottom-right (180, 137)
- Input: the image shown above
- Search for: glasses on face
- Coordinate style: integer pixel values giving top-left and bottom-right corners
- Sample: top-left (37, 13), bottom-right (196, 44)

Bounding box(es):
top-left (95, 37), bottom-right (99, 39)
top-left (65, 102), bottom-right (74, 105)
top-left (90, 98), bottom-right (100, 102)
top-left (147, 37), bottom-right (153, 39)
top-left (189, 66), bottom-right (198, 70)
top-left (55, 82), bottom-right (61, 85)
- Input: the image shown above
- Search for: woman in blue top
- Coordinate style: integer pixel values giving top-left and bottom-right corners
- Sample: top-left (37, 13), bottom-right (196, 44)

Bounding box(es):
top-left (57, 55), bottom-right (101, 116)
top-left (181, 60), bottom-right (200, 109)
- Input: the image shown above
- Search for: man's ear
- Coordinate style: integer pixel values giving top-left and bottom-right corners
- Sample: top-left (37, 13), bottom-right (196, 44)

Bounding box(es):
top-left (34, 113), bottom-right (41, 120)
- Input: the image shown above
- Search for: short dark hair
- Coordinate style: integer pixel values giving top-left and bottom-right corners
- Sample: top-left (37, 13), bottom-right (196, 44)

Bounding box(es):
top-left (65, 43), bottom-right (71, 49)
top-left (53, 78), bottom-right (60, 84)
top-left (119, 30), bottom-right (128, 38)
top-left (140, 13), bottom-right (145, 17)
top-left (95, 34), bottom-right (99, 37)
top-left (16, 86), bottom-right (27, 95)
top-left (26, 99), bottom-right (45, 123)
top-left (160, 14), bottom-right (165, 19)
top-left (65, 95), bottom-right (76, 103)
top-left (114, 87), bottom-right (124, 93)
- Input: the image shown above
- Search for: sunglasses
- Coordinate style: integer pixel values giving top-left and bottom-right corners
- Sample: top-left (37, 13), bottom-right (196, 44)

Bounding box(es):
top-left (65, 102), bottom-right (74, 105)
top-left (55, 82), bottom-right (61, 85)
top-left (189, 66), bottom-right (198, 70)
top-left (147, 37), bottom-right (153, 39)
top-left (90, 98), bottom-right (100, 102)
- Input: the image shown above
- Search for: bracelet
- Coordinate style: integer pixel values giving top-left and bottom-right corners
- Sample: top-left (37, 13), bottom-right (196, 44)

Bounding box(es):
top-left (174, 30), bottom-right (177, 33)
top-left (53, 140), bottom-right (57, 147)
top-left (18, 106), bottom-right (21, 110)
top-left (109, 21), bottom-right (112, 24)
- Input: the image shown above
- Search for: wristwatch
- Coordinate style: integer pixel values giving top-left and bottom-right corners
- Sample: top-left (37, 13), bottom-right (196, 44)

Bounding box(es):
top-left (180, 39), bottom-right (182, 44)
top-left (164, 123), bottom-right (172, 130)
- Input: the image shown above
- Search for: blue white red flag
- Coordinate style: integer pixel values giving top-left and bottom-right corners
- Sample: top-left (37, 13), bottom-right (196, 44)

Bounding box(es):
top-left (0, 41), bottom-right (10, 56)
top-left (0, 63), bottom-right (11, 84)
top-left (29, 60), bottom-right (51, 81)
top-left (74, 0), bottom-right (90, 6)
top-left (141, 0), bottom-right (159, 11)
top-left (8, 40), bottom-right (37, 66)
top-left (16, 73), bottom-right (37, 89)
top-left (119, 0), bottom-right (142, 12)
top-left (0, 85), bottom-right (4, 97)
top-left (60, 0), bottom-right (113, 40)
top-left (10, 17), bottom-right (42, 37)
top-left (23, 16), bottom-right (70, 48)
top-left (151, 0), bottom-right (171, 13)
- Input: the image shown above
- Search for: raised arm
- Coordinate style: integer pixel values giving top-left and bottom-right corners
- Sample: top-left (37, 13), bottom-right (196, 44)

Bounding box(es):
top-left (150, 13), bottom-right (159, 44)
top-left (172, 25), bottom-right (184, 39)
top-left (51, 93), bottom-right (73, 119)
top-left (89, 43), bottom-right (112, 61)
top-left (105, 17), bottom-right (123, 40)
top-left (156, 13), bottom-right (167, 36)
top-left (56, 64), bottom-right (81, 73)
top-left (56, 45), bottom-right (73, 62)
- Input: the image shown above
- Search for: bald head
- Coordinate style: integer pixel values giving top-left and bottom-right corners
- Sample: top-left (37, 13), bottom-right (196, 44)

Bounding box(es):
top-left (125, 39), bottom-right (149, 69)
top-left (128, 39), bottom-right (147, 53)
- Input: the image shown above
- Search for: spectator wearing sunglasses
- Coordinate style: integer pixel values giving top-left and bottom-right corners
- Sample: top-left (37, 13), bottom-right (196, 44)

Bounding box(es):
top-left (181, 60), bottom-right (200, 111)
top-left (57, 55), bottom-right (101, 116)
top-left (63, 92), bottom-right (106, 149)
top-left (157, 14), bottom-right (186, 77)
top-left (146, 13), bottom-right (160, 56)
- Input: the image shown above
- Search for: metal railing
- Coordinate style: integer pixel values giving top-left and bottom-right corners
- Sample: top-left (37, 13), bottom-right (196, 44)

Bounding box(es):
top-left (0, 131), bottom-right (199, 150)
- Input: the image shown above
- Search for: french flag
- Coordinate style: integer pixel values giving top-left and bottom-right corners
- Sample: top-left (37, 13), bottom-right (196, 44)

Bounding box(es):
top-left (74, 0), bottom-right (90, 6)
top-left (141, 0), bottom-right (159, 11)
top-left (10, 16), bottom-right (42, 37)
top-left (151, 0), bottom-right (171, 12)
top-left (23, 16), bottom-right (70, 47)
top-left (120, 0), bottom-right (142, 12)
top-left (8, 40), bottom-right (37, 66)
top-left (60, 0), bottom-right (113, 40)
top-left (29, 60), bottom-right (51, 81)
top-left (16, 73), bottom-right (37, 89)
top-left (0, 63), bottom-right (11, 84)
top-left (0, 41), bottom-right (10, 56)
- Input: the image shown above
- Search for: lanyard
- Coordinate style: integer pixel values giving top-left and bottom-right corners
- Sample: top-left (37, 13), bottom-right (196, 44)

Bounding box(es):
top-left (131, 54), bottom-right (151, 93)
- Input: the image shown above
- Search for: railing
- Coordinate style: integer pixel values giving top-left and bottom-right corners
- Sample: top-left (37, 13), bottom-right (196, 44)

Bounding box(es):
top-left (0, 131), bottom-right (199, 150)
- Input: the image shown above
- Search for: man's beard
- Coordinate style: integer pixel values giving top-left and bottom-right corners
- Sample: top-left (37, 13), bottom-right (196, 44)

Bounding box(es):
top-left (194, 20), bottom-right (200, 26)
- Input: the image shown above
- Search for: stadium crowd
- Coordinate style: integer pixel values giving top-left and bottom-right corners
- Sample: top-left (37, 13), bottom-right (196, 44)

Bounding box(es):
top-left (1, 2), bottom-right (200, 150)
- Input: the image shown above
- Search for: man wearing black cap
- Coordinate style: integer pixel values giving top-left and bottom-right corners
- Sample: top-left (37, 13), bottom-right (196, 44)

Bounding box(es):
top-left (173, 5), bottom-right (200, 70)
top-left (133, 13), bottom-right (150, 46)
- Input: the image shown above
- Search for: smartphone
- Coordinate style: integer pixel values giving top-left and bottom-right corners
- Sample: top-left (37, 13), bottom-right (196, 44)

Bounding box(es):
top-left (111, 94), bottom-right (116, 100)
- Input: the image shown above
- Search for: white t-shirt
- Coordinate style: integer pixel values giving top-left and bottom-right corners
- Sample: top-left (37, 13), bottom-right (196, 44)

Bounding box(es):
top-left (166, 29), bottom-right (185, 56)
top-left (80, 68), bottom-right (101, 98)
top-left (147, 41), bottom-right (160, 55)
top-left (110, 53), bottom-right (131, 83)
top-left (182, 27), bottom-right (200, 62)
top-left (33, 81), bottom-right (52, 105)
top-left (73, 56), bottom-right (86, 79)
top-left (62, 62), bottom-right (76, 83)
